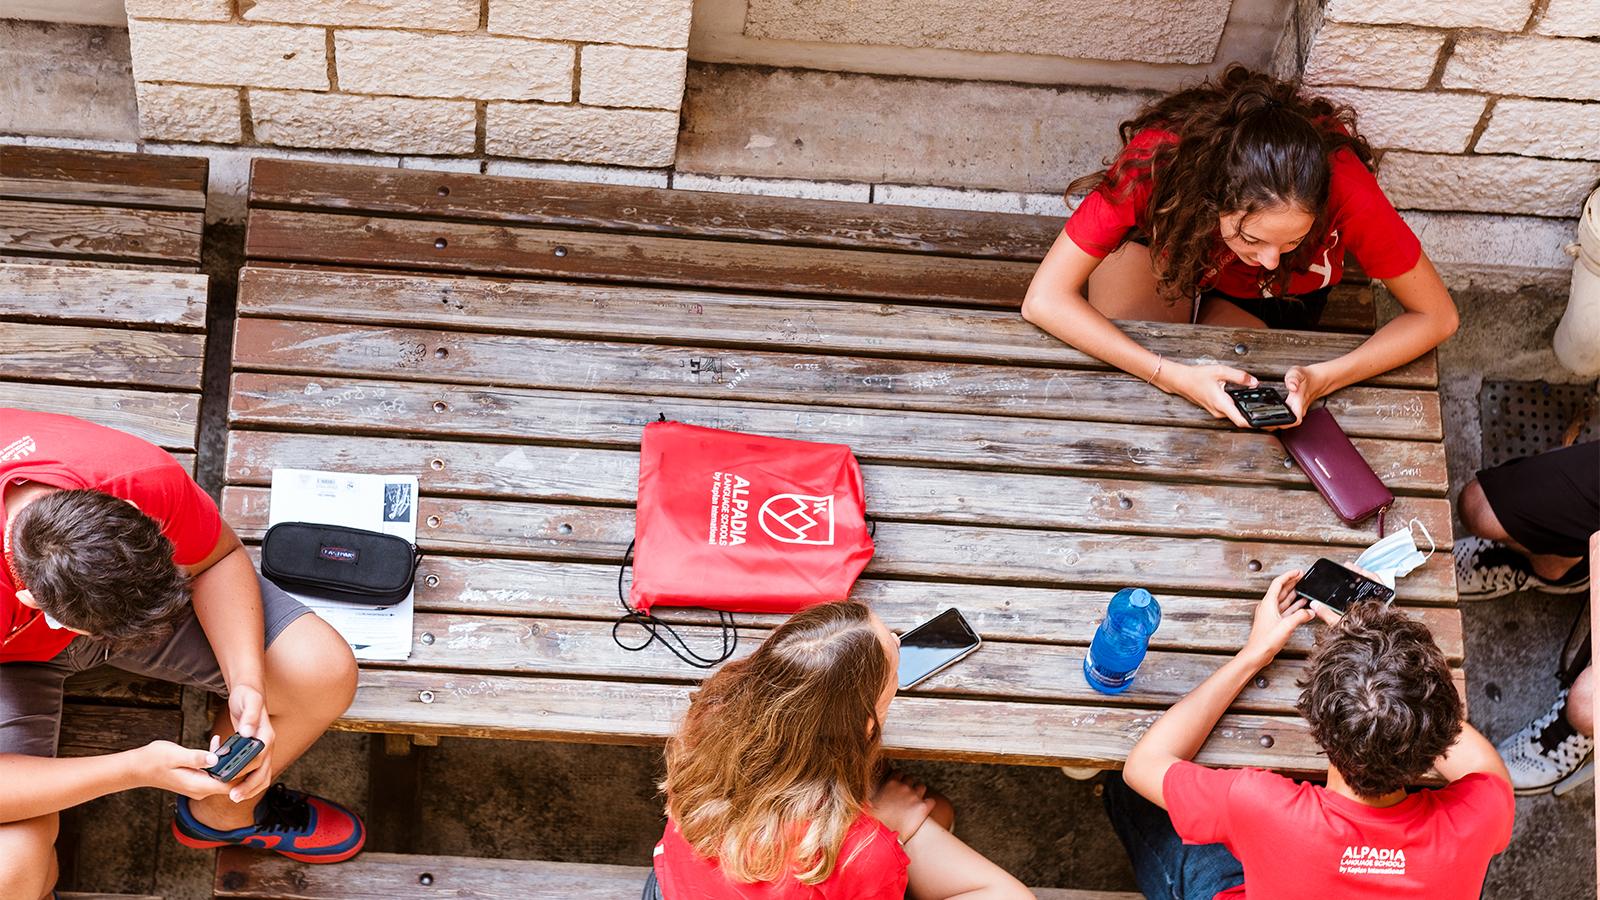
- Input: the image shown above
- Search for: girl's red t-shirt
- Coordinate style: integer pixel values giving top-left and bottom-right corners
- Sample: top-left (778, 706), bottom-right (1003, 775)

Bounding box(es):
top-left (654, 812), bottom-right (909, 900)
top-left (1063, 127), bottom-right (1423, 299)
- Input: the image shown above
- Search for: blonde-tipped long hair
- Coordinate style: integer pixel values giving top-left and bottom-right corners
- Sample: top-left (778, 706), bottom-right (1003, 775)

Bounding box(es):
top-left (662, 601), bottom-right (892, 885)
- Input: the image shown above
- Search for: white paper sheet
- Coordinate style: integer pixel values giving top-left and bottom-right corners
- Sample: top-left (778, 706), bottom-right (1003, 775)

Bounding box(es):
top-left (267, 468), bottom-right (417, 661)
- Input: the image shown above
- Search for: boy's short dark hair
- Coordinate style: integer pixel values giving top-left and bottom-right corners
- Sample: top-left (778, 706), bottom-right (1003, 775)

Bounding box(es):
top-left (11, 489), bottom-right (191, 647)
top-left (1297, 601), bottom-right (1462, 798)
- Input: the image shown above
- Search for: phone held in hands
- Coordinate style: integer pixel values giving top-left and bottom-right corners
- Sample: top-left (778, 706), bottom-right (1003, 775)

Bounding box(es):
top-left (1294, 558), bottom-right (1395, 617)
top-left (206, 733), bottom-right (266, 783)
top-left (896, 608), bottom-right (981, 691)
top-left (1225, 384), bottom-right (1299, 428)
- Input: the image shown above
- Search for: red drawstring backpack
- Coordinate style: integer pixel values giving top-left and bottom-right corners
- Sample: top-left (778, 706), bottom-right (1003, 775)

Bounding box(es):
top-left (615, 421), bottom-right (875, 666)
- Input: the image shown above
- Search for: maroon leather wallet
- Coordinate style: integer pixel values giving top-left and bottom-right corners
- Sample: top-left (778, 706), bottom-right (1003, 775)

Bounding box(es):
top-left (1275, 407), bottom-right (1394, 532)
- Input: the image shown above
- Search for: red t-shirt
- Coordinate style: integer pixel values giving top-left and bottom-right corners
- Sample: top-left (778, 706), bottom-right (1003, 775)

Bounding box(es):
top-left (0, 409), bottom-right (221, 663)
top-left (654, 812), bottom-right (909, 900)
top-left (1164, 761), bottom-right (1515, 899)
top-left (1063, 127), bottom-right (1422, 299)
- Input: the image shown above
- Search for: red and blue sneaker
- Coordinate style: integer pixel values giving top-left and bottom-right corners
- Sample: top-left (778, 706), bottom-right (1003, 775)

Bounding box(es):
top-left (172, 783), bottom-right (366, 863)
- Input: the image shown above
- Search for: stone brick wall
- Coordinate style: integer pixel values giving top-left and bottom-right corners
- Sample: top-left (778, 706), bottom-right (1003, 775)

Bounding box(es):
top-left (125, 0), bottom-right (691, 168)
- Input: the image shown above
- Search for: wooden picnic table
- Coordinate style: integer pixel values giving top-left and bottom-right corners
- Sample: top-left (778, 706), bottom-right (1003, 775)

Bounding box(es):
top-left (224, 158), bottom-right (1459, 776)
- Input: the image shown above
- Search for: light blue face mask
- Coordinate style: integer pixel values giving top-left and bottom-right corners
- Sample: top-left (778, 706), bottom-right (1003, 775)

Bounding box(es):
top-left (1354, 518), bottom-right (1436, 590)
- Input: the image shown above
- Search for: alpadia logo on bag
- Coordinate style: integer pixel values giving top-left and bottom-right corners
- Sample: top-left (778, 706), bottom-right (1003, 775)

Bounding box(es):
top-left (708, 471), bottom-right (836, 547)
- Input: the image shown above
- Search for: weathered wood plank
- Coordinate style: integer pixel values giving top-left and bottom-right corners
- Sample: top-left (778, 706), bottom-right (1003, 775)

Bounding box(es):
top-left (59, 704), bottom-right (182, 757)
top-left (336, 669), bottom-right (1326, 771)
top-left (224, 430), bottom-right (1452, 547)
top-left (0, 322), bottom-right (205, 389)
top-left (0, 199), bottom-right (203, 264)
top-left (244, 208), bottom-right (1040, 307)
top-left (58, 894), bottom-right (165, 900)
top-left (1319, 282), bottom-right (1375, 334)
top-left (3, 382), bottom-right (200, 451)
top-left (226, 374), bottom-right (1450, 494)
top-left (1, 145), bottom-right (207, 210)
top-left (221, 486), bottom-right (1458, 603)
top-left (247, 157), bottom-right (1060, 260)
top-left (64, 668), bottom-right (184, 706)
top-left (0, 262), bottom-right (208, 329)
top-left (216, 849), bottom-right (649, 898)
top-left (236, 266), bottom-right (1435, 388)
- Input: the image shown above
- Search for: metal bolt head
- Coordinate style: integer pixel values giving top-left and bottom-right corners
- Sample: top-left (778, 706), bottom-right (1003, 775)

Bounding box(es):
top-left (554, 246), bottom-right (568, 257)
top-left (1247, 559), bottom-right (1262, 572)
top-left (1118, 496), bottom-right (1133, 510)
top-left (430, 457), bottom-right (445, 470)
top-left (432, 400), bottom-right (449, 413)
top-left (1259, 734), bottom-right (1274, 748)
top-left (418, 690), bottom-right (435, 704)
top-left (419, 872), bottom-right (434, 885)
top-left (425, 573), bottom-right (440, 588)
top-left (1282, 456), bottom-right (1295, 469)
top-left (426, 515), bottom-right (441, 528)
top-left (1233, 342), bottom-right (1248, 355)
top-left (1254, 675), bottom-right (1268, 689)
top-left (420, 632), bottom-right (435, 645)
top-left (557, 523), bottom-right (573, 535)
top-left (434, 237), bottom-right (448, 250)
top-left (434, 347), bottom-right (448, 359)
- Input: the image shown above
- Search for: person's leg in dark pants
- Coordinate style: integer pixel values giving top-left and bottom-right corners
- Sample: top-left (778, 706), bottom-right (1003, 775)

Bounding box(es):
top-left (1102, 772), bottom-right (1244, 900)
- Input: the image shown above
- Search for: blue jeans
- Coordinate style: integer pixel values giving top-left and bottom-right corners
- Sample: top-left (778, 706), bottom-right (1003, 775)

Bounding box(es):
top-left (1102, 773), bottom-right (1245, 900)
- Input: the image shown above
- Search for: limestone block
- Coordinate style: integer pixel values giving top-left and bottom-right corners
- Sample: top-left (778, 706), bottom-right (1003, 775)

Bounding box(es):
top-left (743, 0), bottom-right (1230, 66)
top-left (1304, 24), bottom-right (1445, 89)
top-left (1314, 87), bottom-right (1485, 153)
top-left (241, 0), bottom-right (479, 30)
top-left (580, 46), bottom-right (687, 110)
top-left (489, 0), bottom-right (692, 49)
top-left (1477, 99), bottom-right (1600, 161)
top-left (335, 31), bottom-right (572, 101)
top-left (1, 20), bottom-right (139, 142)
top-left (486, 104), bottom-right (679, 167)
top-left (485, 159), bottom-right (670, 187)
top-left (1379, 152), bottom-right (1600, 217)
top-left (1536, 0), bottom-right (1600, 37)
top-left (875, 183), bottom-right (1076, 218)
top-left (673, 172), bottom-right (869, 202)
top-left (1326, 0), bottom-right (1532, 31)
top-left (127, 21), bottom-right (328, 90)
top-left (399, 157), bottom-right (485, 173)
top-left (1444, 34), bottom-right (1600, 101)
top-left (1401, 210), bottom-right (1577, 290)
top-left (135, 82), bottom-right (242, 143)
top-left (251, 90), bottom-right (477, 155)
top-left (125, 0), bottom-right (230, 21)
top-left (676, 63), bottom-right (1151, 193)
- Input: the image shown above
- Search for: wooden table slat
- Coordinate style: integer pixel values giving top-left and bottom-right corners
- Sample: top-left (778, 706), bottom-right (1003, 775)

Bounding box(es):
top-left (2, 145), bottom-right (207, 210)
top-left (58, 704), bottom-right (182, 758)
top-left (0, 262), bottom-right (208, 329)
top-left (1, 321), bottom-right (206, 390)
top-left (0, 199), bottom-right (203, 265)
top-left (5, 382), bottom-right (201, 451)
top-left (226, 373), bottom-right (1450, 494)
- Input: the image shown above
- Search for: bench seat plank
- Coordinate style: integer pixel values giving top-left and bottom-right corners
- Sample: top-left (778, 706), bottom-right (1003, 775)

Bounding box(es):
top-left (0, 199), bottom-right (203, 266)
top-left (2, 322), bottom-right (205, 390)
top-left (58, 705), bottom-right (182, 758)
top-left (2, 145), bottom-right (207, 211)
top-left (0, 263), bottom-right (208, 329)
top-left (236, 267), bottom-right (1433, 389)
top-left (220, 487), bottom-right (1458, 603)
top-left (226, 374), bottom-right (1449, 494)
top-left (225, 431), bottom-right (1450, 548)
top-left (217, 848), bottom-right (651, 898)
top-left (4, 383), bottom-right (200, 451)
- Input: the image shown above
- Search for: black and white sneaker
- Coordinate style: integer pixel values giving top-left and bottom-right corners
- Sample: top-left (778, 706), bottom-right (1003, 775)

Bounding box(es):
top-left (1498, 690), bottom-right (1595, 795)
top-left (1453, 537), bottom-right (1589, 601)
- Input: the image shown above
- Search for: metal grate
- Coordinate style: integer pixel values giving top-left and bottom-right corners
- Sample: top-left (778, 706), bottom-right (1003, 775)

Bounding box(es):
top-left (1479, 380), bottom-right (1600, 470)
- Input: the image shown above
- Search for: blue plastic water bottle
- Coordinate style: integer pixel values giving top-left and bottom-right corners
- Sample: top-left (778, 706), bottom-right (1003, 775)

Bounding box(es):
top-left (1083, 588), bottom-right (1162, 694)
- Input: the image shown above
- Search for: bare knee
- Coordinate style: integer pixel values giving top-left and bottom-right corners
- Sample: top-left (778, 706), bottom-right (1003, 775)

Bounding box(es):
top-left (1458, 480), bottom-right (1509, 542)
top-left (268, 615), bottom-right (359, 715)
top-left (0, 815), bottom-right (58, 900)
top-left (1568, 666), bottom-right (1594, 737)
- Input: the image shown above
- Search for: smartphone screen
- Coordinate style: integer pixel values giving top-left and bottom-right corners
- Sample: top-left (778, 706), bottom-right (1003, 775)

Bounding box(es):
top-left (1294, 558), bottom-right (1395, 614)
top-left (1226, 386), bottom-right (1297, 427)
top-left (896, 608), bottom-right (981, 691)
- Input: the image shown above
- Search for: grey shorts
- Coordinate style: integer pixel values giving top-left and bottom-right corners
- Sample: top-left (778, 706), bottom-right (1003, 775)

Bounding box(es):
top-left (0, 570), bottom-right (311, 758)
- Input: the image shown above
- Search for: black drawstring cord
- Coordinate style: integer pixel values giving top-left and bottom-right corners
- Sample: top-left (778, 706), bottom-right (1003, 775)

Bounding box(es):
top-left (612, 539), bottom-right (739, 669)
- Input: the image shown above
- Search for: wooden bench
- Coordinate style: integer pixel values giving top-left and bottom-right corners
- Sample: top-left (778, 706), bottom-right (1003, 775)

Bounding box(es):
top-left (215, 847), bottom-right (1140, 899)
top-left (1, 145), bottom-right (206, 270)
top-left (221, 158), bottom-right (1456, 887)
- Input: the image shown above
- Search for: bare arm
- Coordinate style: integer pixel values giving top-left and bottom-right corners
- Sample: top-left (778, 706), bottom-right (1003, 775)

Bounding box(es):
top-left (903, 820), bottom-right (1033, 900)
top-left (1432, 722), bottom-right (1511, 786)
top-left (1022, 231), bottom-right (1257, 428)
top-left (1284, 251), bottom-right (1459, 422)
top-left (1123, 571), bottom-right (1317, 808)
top-left (0, 743), bottom-right (223, 823)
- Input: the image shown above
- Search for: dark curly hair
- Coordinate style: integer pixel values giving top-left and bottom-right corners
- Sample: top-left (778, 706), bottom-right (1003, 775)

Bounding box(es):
top-left (11, 489), bottom-right (192, 647)
top-left (1297, 602), bottom-right (1462, 798)
top-left (1068, 64), bottom-right (1376, 303)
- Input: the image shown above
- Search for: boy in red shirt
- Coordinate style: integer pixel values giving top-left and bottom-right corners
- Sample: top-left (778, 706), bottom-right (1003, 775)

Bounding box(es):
top-left (0, 410), bottom-right (365, 898)
top-left (1108, 569), bottom-right (1514, 899)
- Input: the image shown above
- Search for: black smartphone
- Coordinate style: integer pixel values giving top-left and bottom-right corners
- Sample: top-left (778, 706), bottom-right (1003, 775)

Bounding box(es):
top-left (206, 733), bottom-right (266, 783)
top-left (1225, 384), bottom-right (1298, 428)
top-left (896, 608), bottom-right (981, 691)
top-left (1294, 558), bottom-right (1394, 616)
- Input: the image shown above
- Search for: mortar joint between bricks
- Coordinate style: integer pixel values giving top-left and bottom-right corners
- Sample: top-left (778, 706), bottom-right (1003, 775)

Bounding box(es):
top-left (325, 27), bottom-right (339, 92)
top-left (1522, 0), bottom-right (1555, 34)
top-left (1464, 96), bottom-right (1500, 155)
top-left (1424, 31), bottom-right (1457, 90)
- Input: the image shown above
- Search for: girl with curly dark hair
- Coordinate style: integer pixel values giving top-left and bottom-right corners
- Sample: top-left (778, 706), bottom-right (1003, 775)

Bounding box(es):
top-left (1022, 65), bottom-right (1459, 428)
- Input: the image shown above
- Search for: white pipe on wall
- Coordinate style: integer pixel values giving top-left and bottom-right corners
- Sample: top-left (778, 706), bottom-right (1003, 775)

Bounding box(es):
top-left (1553, 188), bottom-right (1600, 378)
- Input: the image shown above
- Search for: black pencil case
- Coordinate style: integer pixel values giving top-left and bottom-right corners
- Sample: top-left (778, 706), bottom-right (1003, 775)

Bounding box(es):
top-left (261, 522), bottom-right (421, 606)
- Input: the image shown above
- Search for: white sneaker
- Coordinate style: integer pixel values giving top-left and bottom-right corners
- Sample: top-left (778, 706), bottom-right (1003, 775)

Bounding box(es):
top-left (1453, 537), bottom-right (1590, 601)
top-left (1497, 690), bottom-right (1595, 795)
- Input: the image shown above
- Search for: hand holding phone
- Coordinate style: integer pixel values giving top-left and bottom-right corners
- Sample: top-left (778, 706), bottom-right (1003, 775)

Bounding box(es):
top-left (206, 733), bottom-right (266, 783)
top-left (1225, 384), bottom-right (1299, 428)
top-left (1293, 558), bottom-right (1395, 618)
top-left (896, 609), bottom-right (981, 690)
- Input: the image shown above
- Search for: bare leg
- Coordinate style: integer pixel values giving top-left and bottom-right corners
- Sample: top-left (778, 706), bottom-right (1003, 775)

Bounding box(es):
top-left (1197, 296), bottom-right (1268, 329)
top-left (904, 819), bottom-right (1030, 900)
top-left (0, 813), bottom-right (57, 900)
top-left (187, 614), bottom-right (358, 830)
top-left (1084, 243), bottom-right (1191, 325)
top-left (1568, 666), bottom-right (1594, 737)
top-left (1460, 480), bottom-right (1584, 580)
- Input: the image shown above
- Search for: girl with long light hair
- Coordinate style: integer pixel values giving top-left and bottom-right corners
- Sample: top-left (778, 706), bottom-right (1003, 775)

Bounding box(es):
top-left (649, 601), bottom-right (1031, 899)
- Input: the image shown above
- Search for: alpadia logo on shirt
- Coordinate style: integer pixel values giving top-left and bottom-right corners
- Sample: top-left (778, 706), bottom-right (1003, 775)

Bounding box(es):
top-left (1338, 845), bottom-right (1407, 876)
top-left (0, 436), bottom-right (36, 463)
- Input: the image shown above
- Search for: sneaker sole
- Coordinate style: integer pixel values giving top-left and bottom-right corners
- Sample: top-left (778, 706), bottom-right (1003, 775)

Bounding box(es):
top-left (171, 820), bottom-right (366, 864)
